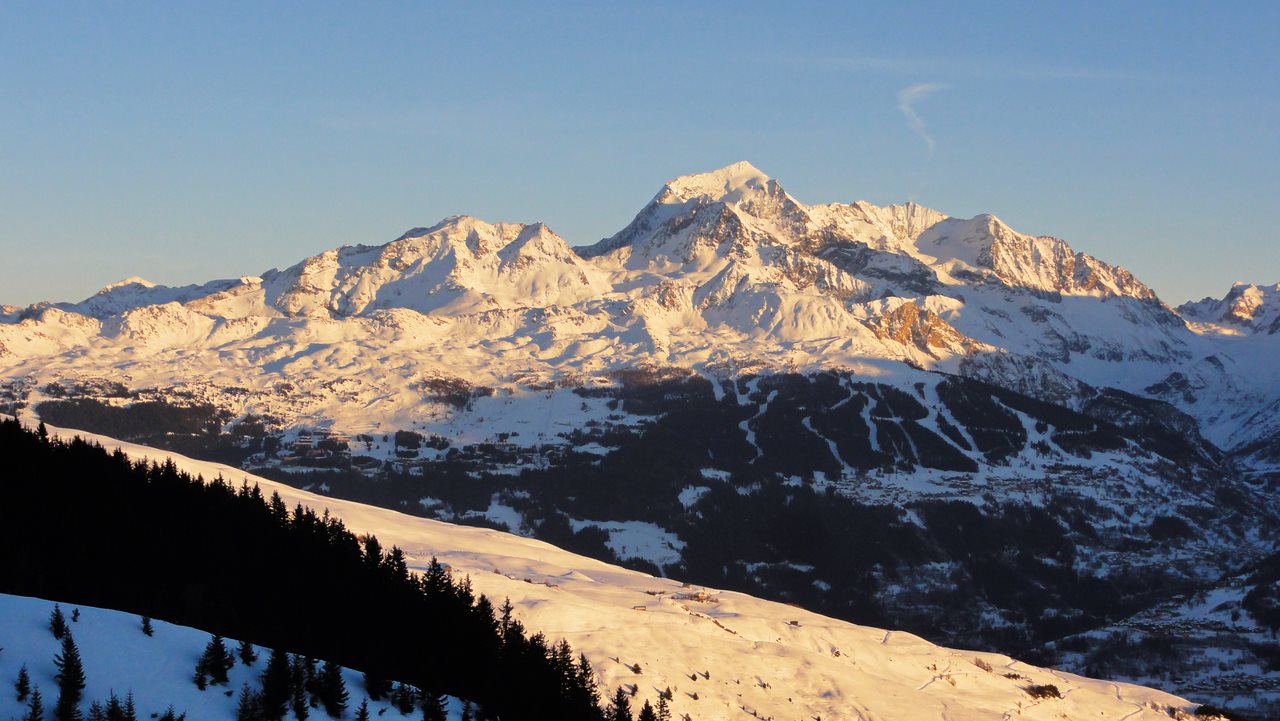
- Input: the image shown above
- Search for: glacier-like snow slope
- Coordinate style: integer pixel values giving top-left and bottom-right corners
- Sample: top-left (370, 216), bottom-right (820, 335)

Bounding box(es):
top-left (0, 593), bottom-right (457, 721)
top-left (25, 422), bottom-right (1219, 721)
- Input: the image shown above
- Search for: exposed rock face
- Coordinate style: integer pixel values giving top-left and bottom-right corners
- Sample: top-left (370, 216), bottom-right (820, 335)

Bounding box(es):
top-left (865, 301), bottom-right (985, 357)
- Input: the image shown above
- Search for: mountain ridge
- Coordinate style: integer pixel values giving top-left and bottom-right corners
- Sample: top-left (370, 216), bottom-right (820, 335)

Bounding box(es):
top-left (2, 162), bottom-right (1271, 460)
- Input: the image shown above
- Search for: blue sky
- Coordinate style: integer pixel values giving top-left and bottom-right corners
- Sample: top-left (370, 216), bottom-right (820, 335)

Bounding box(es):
top-left (2, 1), bottom-right (1276, 306)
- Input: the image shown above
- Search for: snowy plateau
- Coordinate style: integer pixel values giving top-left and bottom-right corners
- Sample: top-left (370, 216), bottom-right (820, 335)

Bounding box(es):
top-left (0, 425), bottom-right (1232, 721)
top-left (3, 163), bottom-right (1280, 717)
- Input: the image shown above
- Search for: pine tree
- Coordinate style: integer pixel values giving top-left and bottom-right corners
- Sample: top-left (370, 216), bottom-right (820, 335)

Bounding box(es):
top-left (385, 547), bottom-right (409, 580)
top-left (259, 648), bottom-right (291, 721)
top-left (268, 492), bottom-right (289, 523)
top-left (317, 661), bottom-right (349, 719)
top-left (24, 687), bottom-right (44, 721)
top-left (157, 706), bottom-right (185, 721)
top-left (361, 535), bottom-right (383, 572)
top-left (16, 663), bottom-right (31, 702)
top-left (498, 598), bottom-right (515, 642)
top-left (236, 683), bottom-right (263, 721)
top-left (353, 699), bottom-right (370, 721)
top-left (391, 683), bottom-right (416, 715)
top-left (636, 700), bottom-right (657, 721)
top-left (576, 654), bottom-right (601, 710)
top-left (422, 557), bottom-right (451, 596)
top-left (140, 617), bottom-right (153, 637)
top-left (54, 634), bottom-right (87, 721)
top-left (289, 655), bottom-right (310, 721)
top-left (459, 701), bottom-right (473, 721)
top-left (552, 639), bottom-right (575, 696)
top-left (193, 662), bottom-right (207, 692)
top-left (71, 609), bottom-right (80, 623)
top-left (217, 636), bottom-right (236, 680)
top-left (118, 692), bottom-right (139, 721)
top-left (362, 670), bottom-right (390, 702)
top-left (104, 693), bottom-right (126, 721)
top-left (608, 687), bottom-right (633, 721)
top-left (420, 689), bottom-right (445, 721)
top-left (86, 701), bottom-right (105, 721)
top-left (655, 696), bottom-right (671, 721)
top-left (292, 689), bottom-right (310, 721)
top-left (300, 655), bottom-right (321, 708)
top-left (196, 636), bottom-right (234, 687)
top-left (50, 605), bottom-right (68, 640)
top-left (104, 691), bottom-right (126, 721)
top-left (238, 640), bottom-right (258, 666)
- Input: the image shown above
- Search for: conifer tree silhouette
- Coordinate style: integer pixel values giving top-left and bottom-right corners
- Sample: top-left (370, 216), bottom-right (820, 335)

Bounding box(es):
top-left (54, 634), bottom-right (87, 721)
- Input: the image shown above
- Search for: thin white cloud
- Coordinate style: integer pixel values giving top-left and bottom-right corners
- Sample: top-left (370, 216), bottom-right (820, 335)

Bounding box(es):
top-left (897, 82), bottom-right (948, 155)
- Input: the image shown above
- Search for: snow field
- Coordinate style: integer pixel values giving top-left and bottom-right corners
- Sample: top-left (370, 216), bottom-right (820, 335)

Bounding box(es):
top-left (0, 593), bottom-right (462, 721)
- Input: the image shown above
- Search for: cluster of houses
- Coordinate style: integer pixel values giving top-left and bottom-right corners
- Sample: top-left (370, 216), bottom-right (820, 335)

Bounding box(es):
top-left (247, 424), bottom-right (587, 479)
top-left (275, 429), bottom-right (352, 464)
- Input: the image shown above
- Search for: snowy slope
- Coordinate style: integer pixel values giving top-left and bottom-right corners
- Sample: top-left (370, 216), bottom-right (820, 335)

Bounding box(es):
top-left (26, 422), bottom-right (1221, 721)
top-left (0, 593), bottom-right (458, 721)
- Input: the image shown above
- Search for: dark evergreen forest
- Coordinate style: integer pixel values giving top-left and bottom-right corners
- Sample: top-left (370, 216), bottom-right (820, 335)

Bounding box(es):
top-left (0, 418), bottom-right (606, 721)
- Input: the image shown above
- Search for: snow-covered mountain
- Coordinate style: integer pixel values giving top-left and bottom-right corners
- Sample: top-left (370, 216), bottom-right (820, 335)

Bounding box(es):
top-left (1179, 282), bottom-right (1280, 335)
top-left (258, 217), bottom-right (607, 318)
top-left (1142, 282), bottom-right (1280, 475)
top-left (15, 423), bottom-right (1223, 721)
top-left (2, 161), bottom-right (1266, 456)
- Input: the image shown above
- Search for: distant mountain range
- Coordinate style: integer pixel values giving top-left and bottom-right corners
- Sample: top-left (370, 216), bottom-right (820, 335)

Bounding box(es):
top-left (3, 163), bottom-right (1278, 718)
top-left (3, 161), bottom-right (1275, 468)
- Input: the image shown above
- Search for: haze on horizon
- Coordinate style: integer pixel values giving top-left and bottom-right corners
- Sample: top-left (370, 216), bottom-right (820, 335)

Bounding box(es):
top-left (1, 1), bottom-right (1276, 308)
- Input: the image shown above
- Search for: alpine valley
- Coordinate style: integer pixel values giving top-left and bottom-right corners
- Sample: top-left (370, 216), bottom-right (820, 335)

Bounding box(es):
top-left (4, 163), bottom-right (1279, 718)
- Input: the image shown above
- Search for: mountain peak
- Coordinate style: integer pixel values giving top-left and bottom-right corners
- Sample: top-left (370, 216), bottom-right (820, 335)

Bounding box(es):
top-left (100, 276), bottom-right (157, 293)
top-left (661, 161), bottom-right (771, 204)
top-left (395, 214), bottom-right (497, 242)
top-left (578, 162), bottom-right (779, 258)
top-left (1178, 281), bottom-right (1280, 333)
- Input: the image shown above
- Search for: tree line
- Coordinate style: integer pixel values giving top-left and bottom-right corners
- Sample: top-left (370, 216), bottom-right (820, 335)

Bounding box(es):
top-left (0, 418), bottom-right (607, 721)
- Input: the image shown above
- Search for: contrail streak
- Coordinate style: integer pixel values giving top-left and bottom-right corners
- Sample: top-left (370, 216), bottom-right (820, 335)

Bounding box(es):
top-left (897, 82), bottom-right (948, 155)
